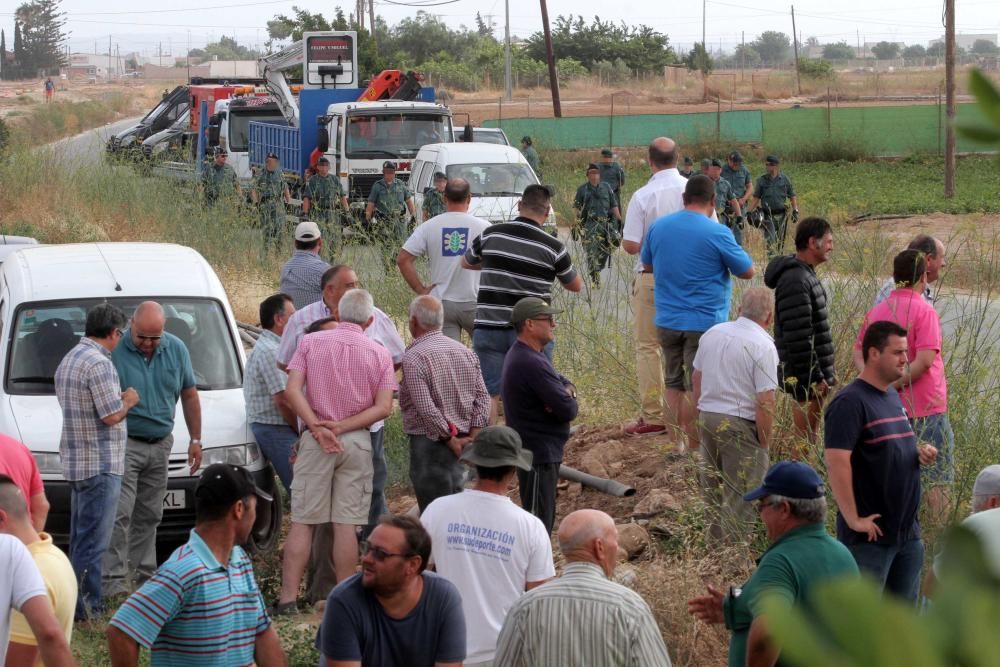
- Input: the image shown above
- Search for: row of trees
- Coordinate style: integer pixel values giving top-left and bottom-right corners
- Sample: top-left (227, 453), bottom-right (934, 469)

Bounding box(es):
top-left (1, 0), bottom-right (66, 80)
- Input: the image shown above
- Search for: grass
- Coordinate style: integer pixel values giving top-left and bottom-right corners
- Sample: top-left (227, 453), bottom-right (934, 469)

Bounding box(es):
top-left (2, 129), bottom-right (997, 663)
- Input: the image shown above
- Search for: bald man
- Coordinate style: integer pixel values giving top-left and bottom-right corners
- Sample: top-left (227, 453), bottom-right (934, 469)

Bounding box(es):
top-left (106, 301), bottom-right (203, 597)
top-left (622, 137), bottom-right (717, 437)
top-left (495, 509), bottom-right (671, 666)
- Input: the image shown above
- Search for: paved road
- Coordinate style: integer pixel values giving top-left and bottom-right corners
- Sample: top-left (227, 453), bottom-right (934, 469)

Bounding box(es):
top-left (47, 115), bottom-right (141, 168)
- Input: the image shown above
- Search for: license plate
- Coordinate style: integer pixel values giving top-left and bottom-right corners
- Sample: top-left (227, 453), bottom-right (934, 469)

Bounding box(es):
top-left (162, 490), bottom-right (186, 510)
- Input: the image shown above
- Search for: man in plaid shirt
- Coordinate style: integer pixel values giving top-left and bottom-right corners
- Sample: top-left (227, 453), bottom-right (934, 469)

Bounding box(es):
top-left (400, 296), bottom-right (490, 511)
top-left (53, 303), bottom-right (139, 620)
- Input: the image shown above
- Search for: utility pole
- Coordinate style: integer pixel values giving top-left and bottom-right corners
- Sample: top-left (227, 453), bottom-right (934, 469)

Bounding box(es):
top-left (741, 31), bottom-right (745, 81)
top-left (158, 42), bottom-right (162, 67)
top-left (539, 0), bottom-right (562, 117)
top-left (791, 5), bottom-right (801, 94)
top-left (702, 0), bottom-right (706, 55)
top-left (108, 35), bottom-right (112, 81)
top-left (944, 0), bottom-right (956, 197)
top-left (504, 0), bottom-right (512, 101)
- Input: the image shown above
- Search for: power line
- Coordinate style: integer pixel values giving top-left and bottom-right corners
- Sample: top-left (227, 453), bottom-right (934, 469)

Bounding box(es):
top-left (70, 0), bottom-right (290, 16)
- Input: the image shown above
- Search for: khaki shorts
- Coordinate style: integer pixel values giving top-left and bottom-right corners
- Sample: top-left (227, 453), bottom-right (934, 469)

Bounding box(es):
top-left (657, 327), bottom-right (704, 391)
top-left (290, 429), bottom-right (373, 525)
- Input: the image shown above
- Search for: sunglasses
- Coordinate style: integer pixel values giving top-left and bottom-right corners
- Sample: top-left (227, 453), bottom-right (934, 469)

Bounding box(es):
top-left (361, 541), bottom-right (414, 562)
top-left (530, 315), bottom-right (556, 324)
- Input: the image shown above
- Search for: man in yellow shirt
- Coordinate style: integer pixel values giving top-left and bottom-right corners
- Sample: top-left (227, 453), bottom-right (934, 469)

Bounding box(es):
top-left (0, 476), bottom-right (76, 665)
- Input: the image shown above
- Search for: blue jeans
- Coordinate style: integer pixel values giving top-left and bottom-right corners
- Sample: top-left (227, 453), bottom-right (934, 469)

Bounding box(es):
top-left (251, 422), bottom-right (298, 493)
top-left (912, 413), bottom-right (954, 486)
top-left (473, 327), bottom-right (553, 396)
top-left (69, 473), bottom-right (122, 620)
top-left (361, 428), bottom-right (388, 540)
top-left (848, 538), bottom-right (925, 604)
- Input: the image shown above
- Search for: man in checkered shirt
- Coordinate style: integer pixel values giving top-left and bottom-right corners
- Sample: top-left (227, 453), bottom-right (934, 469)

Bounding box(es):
top-left (400, 295), bottom-right (490, 511)
top-left (274, 289), bottom-right (398, 613)
top-left (53, 303), bottom-right (139, 620)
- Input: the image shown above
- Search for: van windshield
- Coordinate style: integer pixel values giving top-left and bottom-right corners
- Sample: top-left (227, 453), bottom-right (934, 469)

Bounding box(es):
top-left (5, 298), bottom-right (242, 395)
top-left (445, 163), bottom-right (537, 197)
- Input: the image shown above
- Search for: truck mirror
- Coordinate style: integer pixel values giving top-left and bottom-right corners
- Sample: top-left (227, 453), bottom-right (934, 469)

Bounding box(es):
top-left (462, 124), bottom-right (474, 143)
top-left (317, 127), bottom-right (330, 153)
top-left (207, 124), bottom-right (220, 146)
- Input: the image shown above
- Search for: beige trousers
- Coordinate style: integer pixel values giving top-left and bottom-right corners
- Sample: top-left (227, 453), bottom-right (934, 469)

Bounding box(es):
top-left (633, 272), bottom-right (665, 425)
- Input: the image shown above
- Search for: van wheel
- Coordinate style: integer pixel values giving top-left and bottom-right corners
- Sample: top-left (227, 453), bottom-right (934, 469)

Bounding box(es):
top-left (246, 471), bottom-right (283, 555)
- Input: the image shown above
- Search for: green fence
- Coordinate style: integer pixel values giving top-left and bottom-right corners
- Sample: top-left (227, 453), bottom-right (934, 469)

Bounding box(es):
top-left (484, 103), bottom-right (990, 156)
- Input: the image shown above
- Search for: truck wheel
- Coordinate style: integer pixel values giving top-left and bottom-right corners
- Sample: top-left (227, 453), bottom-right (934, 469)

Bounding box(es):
top-left (246, 470), bottom-right (283, 555)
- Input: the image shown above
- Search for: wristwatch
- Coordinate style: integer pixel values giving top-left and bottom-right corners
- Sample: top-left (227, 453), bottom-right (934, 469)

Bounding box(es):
top-left (190, 438), bottom-right (202, 445)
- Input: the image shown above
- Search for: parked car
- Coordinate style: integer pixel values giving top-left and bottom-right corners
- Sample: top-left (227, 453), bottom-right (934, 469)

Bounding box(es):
top-left (455, 126), bottom-right (511, 146)
top-left (411, 142), bottom-right (556, 232)
top-left (0, 242), bottom-right (282, 553)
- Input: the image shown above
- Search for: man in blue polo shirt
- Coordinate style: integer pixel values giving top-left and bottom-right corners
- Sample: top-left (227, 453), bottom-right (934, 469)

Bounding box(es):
top-left (825, 320), bottom-right (938, 603)
top-left (107, 463), bottom-right (285, 666)
top-left (641, 175), bottom-right (754, 453)
top-left (105, 301), bottom-right (204, 597)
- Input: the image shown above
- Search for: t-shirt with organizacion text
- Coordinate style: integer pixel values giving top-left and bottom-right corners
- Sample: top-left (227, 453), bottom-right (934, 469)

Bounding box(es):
top-left (464, 217), bottom-right (577, 329)
top-left (824, 379), bottom-right (922, 546)
top-left (420, 489), bottom-right (555, 664)
top-left (319, 571), bottom-right (466, 667)
top-left (402, 212), bottom-right (490, 304)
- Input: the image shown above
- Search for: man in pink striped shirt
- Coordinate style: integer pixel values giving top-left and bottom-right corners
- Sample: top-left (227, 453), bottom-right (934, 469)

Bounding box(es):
top-left (275, 289), bottom-right (398, 613)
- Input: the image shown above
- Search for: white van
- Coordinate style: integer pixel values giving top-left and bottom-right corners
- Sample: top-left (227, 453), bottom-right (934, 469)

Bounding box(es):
top-left (0, 243), bottom-right (281, 552)
top-left (410, 143), bottom-right (556, 231)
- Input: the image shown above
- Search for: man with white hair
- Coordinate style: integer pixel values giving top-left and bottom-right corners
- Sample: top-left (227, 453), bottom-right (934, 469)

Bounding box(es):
top-left (930, 464), bottom-right (1000, 585)
top-left (688, 461), bottom-right (858, 667)
top-left (693, 287), bottom-right (779, 546)
top-left (494, 509), bottom-right (671, 666)
top-left (273, 289), bottom-right (398, 614)
top-left (400, 295), bottom-right (490, 511)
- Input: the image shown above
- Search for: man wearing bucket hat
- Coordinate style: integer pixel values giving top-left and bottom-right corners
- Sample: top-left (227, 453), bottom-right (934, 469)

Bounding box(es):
top-left (688, 461), bottom-right (858, 667)
top-left (420, 426), bottom-right (555, 667)
top-left (108, 464), bottom-right (284, 665)
top-left (501, 297), bottom-right (579, 534)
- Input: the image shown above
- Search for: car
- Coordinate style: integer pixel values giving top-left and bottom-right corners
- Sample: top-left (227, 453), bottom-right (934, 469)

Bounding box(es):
top-left (0, 242), bottom-right (282, 554)
top-left (410, 142), bottom-right (556, 233)
top-left (456, 126), bottom-right (511, 146)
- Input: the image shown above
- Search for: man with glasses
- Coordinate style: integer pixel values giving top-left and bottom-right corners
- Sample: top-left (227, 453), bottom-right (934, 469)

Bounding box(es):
top-left (500, 297), bottom-right (579, 534)
top-left (318, 514), bottom-right (466, 667)
top-left (687, 461), bottom-right (858, 667)
top-left (54, 303), bottom-right (138, 620)
top-left (105, 301), bottom-right (203, 598)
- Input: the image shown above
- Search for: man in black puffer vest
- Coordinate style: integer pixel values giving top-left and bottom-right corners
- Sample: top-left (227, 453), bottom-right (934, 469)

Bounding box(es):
top-left (764, 217), bottom-right (837, 443)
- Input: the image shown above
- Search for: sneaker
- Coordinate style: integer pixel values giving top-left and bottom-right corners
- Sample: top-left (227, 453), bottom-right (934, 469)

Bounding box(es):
top-left (269, 601), bottom-right (298, 617)
top-left (624, 419), bottom-right (666, 436)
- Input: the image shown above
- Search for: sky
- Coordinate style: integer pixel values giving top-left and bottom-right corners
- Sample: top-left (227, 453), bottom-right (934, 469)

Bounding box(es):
top-left (2, 0), bottom-right (999, 59)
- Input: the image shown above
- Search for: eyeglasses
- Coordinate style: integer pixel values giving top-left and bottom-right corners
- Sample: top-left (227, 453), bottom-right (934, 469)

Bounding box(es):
top-left (361, 541), bottom-right (413, 562)
top-left (135, 333), bottom-right (162, 341)
top-left (530, 316), bottom-right (556, 325)
top-left (756, 499), bottom-right (776, 513)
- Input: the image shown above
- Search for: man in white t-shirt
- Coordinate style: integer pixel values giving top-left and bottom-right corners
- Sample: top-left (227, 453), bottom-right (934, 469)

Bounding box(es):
top-left (397, 177), bottom-right (491, 342)
top-left (931, 464), bottom-right (1000, 588)
top-left (0, 533), bottom-right (74, 665)
top-left (420, 426), bottom-right (555, 667)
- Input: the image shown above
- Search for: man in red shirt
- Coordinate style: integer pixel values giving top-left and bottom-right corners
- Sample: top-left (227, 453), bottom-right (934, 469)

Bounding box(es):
top-left (854, 249), bottom-right (951, 522)
top-left (0, 434), bottom-right (49, 531)
top-left (274, 289), bottom-right (398, 613)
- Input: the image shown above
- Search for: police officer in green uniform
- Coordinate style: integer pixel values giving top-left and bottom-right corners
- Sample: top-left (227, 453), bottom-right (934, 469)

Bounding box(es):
top-left (679, 156), bottom-right (695, 179)
top-left (422, 171), bottom-right (448, 220)
top-left (721, 151), bottom-right (753, 210)
top-left (201, 146), bottom-right (240, 206)
top-left (597, 148), bottom-right (625, 237)
top-left (573, 163), bottom-right (622, 287)
top-left (521, 136), bottom-right (542, 179)
top-left (365, 160), bottom-right (416, 250)
top-left (302, 156), bottom-right (349, 256)
top-left (251, 152), bottom-right (291, 244)
top-left (699, 158), bottom-right (712, 177)
top-left (747, 155), bottom-right (799, 257)
top-left (708, 158), bottom-right (744, 245)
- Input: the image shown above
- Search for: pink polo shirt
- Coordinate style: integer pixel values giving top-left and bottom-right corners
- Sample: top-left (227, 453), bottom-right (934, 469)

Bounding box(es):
top-left (287, 322), bottom-right (398, 423)
top-left (855, 288), bottom-right (947, 418)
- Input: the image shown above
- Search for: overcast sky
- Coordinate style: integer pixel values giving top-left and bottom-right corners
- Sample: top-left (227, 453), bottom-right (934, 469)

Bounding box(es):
top-left (2, 0), bottom-right (999, 59)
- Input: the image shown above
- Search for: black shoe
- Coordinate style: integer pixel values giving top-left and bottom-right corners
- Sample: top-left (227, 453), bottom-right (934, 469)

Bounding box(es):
top-left (269, 601), bottom-right (298, 617)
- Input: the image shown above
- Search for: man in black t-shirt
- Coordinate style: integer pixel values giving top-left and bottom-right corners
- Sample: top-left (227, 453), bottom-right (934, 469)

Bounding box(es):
top-left (824, 320), bottom-right (938, 603)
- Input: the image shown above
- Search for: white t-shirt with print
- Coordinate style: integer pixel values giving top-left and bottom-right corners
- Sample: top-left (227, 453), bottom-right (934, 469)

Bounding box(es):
top-left (421, 489), bottom-right (555, 664)
top-left (403, 212), bottom-right (490, 303)
top-left (0, 534), bottom-right (47, 663)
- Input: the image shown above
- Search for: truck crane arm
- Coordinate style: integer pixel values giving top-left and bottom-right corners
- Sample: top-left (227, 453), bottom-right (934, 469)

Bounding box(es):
top-left (259, 41), bottom-right (304, 127)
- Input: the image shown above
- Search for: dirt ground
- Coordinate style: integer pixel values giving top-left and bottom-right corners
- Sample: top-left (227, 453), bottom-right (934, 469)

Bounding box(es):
top-left (0, 78), bottom-right (157, 118)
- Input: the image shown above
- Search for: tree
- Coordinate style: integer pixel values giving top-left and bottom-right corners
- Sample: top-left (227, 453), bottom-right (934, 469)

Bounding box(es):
top-left (475, 12), bottom-right (492, 37)
top-left (734, 44), bottom-right (761, 68)
top-left (871, 41), bottom-right (900, 60)
top-left (927, 41), bottom-right (944, 56)
top-left (524, 15), bottom-right (676, 74)
top-left (822, 41), bottom-right (855, 60)
top-left (798, 57), bottom-right (833, 79)
top-left (199, 36), bottom-right (259, 61)
top-left (0, 30), bottom-right (6, 80)
top-left (15, 0), bottom-right (67, 75)
top-left (806, 36), bottom-right (819, 47)
top-left (752, 31), bottom-right (791, 65)
top-left (685, 43), bottom-right (713, 73)
top-left (902, 44), bottom-right (926, 58)
top-left (971, 39), bottom-right (999, 56)
top-left (12, 21), bottom-right (24, 79)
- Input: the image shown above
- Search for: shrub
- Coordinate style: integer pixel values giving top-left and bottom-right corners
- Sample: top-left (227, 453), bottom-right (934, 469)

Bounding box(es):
top-left (798, 57), bottom-right (835, 79)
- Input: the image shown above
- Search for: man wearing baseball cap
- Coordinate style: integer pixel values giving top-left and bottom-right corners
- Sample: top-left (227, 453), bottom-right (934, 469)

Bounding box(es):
top-left (200, 145), bottom-right (240, 206)
top-left (108, 464), bottom-right (285, 666)
top-left (721, 151), bottom-right (753, 211)
top-left (688, 461), bottom-right (858, 667)
top-left (365, 160), bottom-right (416, 252)
top-left (597, 147), bottom-right (625, 216)
top-left (279, 221), bottom-right (330, 308)
top-left (747, 155), bottom-right (799, 257)
top-left (500, 297), bottom-right (579, 534)
top-left (679, 155), bottom-right (695, 179)
top-left (302, 157), bottom-right (349, 255)
top-left (420, 426), bottom-right (555, 666)
top-left (251, 152), bottom-right (291, 245)
top-left (573, 163), bottom-right (621, 287)
top-left (422, 171), bottom-right (449, 221)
